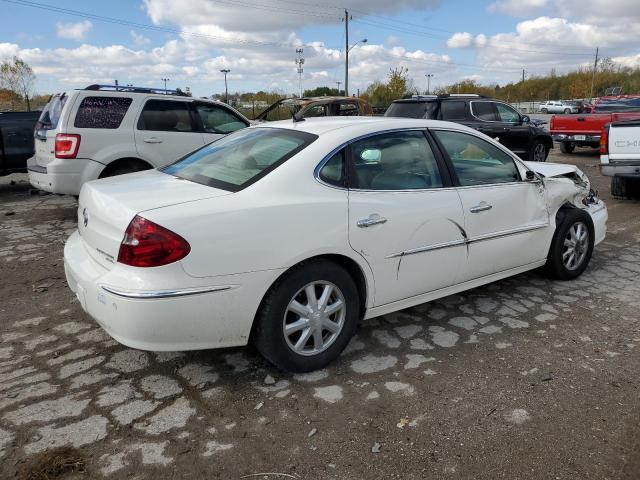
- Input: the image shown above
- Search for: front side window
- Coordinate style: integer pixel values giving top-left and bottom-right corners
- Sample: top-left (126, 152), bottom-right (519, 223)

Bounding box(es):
top-left (350, 131), bottom-right (443, 190)
top-left (433, 130), bottom-right (520, 186)
top-left (495, 103), bottom-right (521, 123)
top-left (138, 100), bottom-right (194, 132)
top-left (195, 103), bottom-right (247, 134)
top-left (471, 102), bottom-right (497, 121)
top-left (163, 127), bottom-right (317, 191)
top-left (440, 101), bottom-right (466, 120)
top-left (74, 96), bottom-right (132, 129)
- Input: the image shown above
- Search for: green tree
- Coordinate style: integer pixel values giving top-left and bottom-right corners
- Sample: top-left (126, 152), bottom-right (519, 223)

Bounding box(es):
top-left (303, 86), bottom-right (340, 97)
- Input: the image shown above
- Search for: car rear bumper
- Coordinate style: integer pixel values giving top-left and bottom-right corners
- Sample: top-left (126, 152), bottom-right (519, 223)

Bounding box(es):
top-left (63, 230), bottom-right (280, 351)
top-left (27, 156), bottom-right (104, 195)
top-left (600, 164), bottom-right (640, 178)
top-left (552, 134), bottom-right (600, 143)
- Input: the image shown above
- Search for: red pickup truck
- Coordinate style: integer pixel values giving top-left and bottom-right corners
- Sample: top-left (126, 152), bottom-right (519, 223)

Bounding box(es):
top-left (551, 110), bottom-right (640, 153)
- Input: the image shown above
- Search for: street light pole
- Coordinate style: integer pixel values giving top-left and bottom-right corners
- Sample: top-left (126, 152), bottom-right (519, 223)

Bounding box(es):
top-left (220, 69), bottom-right (230, 104)
top-left (336, 81), bottom-right (342, 95)
top-left (345, 37), bottom-right (367, 98)
top-left (161, 78), bottom-right (170, 94)
top-left (425, 74), bottom-right (433, 95)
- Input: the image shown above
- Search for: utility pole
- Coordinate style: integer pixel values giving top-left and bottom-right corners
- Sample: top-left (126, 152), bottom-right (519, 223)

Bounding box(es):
top-left (220, 69), bottom-right (230, 104)
top-left (336, 81), bottom-right (342, 95)
top-left (425, 74), bottom-right (433, 95)
top-left (295, 48), bottom-right (305, 98)
top-left (522, 69), bottom-right (525, 83)
top-left (344, 9), bottom-right (350, 97)
top-left (590, 47), bottom-right (599, 100)
top-left (161, 78), bottom-right (169, 93)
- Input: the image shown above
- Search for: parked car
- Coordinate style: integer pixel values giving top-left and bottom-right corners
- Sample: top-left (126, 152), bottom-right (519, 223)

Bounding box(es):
top-left (385, 94), bottom-right (552, 161)
top-left (600, 120), bottom-right (640, 198)
top-left (539, 100), bottom-right (579, 114)
top-left (0, 111), bottom-right (40, 176)
top-left (27, 84), bottom-right (251, 196)
top-left (255, 96), bottom-right (373, 121)
top-left (550, 110), bottom-right (640, 153)
top-left (64, 117), bottom-right (607, 372)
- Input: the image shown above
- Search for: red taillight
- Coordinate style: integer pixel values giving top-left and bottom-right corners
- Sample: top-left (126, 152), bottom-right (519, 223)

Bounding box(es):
top-left (549, 115), bottom-right (554, 131)
top-left (600, 124), bottom-right (609, 155)
top-left (55, 133), bottom-right (81, 159)
top-left (117, 215), bottom-right (190, 267)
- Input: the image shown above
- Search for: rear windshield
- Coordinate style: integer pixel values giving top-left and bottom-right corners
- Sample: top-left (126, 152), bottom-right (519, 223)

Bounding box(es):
top-left (35, 94), bottom-right (67, 135)
top-left (163, 127), bottom-right (317, 191)
top-left (385, 101), bottom-right (437, 119)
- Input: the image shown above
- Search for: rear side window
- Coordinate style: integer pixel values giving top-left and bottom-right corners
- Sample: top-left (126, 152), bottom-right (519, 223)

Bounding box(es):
top-left (385, 101), bottom-right (437, 119)
top-left (138, 100), bottom-right (195, 132)
top-left (74, 96), bottom-right (132, 129)
top-left (318, 150), bottom-right (346, 187)
top-left (440, 101), bottom-right (466, 120)
top-left (337, 102), bottom-right (359, 116)
top-left (471, 102), bottom-right (497, 121)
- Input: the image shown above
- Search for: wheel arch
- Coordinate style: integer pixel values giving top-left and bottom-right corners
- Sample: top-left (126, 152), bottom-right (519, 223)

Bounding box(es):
top-left (98, 157), bottom-right (154, 178)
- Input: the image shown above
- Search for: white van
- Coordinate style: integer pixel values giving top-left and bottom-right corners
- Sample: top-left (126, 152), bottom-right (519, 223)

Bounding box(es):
top-left (28, 84), bottom-right (251, 195)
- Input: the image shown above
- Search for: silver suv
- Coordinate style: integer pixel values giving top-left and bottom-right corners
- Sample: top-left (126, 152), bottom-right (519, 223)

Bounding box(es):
top-left (28, 84), bottom-right (250, 195)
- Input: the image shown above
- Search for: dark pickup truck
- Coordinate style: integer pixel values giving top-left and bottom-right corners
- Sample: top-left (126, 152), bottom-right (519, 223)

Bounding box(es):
top-left (0, 111), bottom-right (40, 176)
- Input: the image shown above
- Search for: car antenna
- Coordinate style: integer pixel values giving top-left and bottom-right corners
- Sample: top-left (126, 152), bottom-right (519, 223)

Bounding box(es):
top-left (292, 111), bottom-right (305, 123)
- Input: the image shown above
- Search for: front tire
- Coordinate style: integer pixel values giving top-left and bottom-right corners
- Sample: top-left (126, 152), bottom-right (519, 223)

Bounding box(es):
top-left (559, 141), bottom-right (575, 154)
top-left (564, 108), bottom-right (571, 114)
top-left (529, 139), bottom-right (548, 162)
top-left (253, 260), bottom-right (360, 372)
top-left (546, 209), bottom-right (594, 280)
top-left (541, 108), bottom-right (548, 113)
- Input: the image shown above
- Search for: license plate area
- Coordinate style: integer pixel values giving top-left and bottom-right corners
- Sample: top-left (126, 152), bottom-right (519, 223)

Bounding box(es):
top-left (574, 135), bottom-right (586, 141)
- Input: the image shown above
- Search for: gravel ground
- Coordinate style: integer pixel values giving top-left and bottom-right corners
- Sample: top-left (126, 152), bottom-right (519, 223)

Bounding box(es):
top-left (0, 146), bottom-right (639, 480)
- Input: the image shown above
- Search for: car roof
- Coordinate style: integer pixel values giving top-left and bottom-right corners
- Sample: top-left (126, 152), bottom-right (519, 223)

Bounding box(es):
top-left (252, 116), bottom-right (477, 136)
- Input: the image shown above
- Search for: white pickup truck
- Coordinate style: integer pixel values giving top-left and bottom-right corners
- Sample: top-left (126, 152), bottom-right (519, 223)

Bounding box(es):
top-left (600, 120), bottom-right (640, 198)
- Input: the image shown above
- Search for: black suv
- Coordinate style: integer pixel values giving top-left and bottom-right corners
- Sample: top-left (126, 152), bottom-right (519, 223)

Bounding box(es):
top-left (385, 94), bottom-right (552, 161)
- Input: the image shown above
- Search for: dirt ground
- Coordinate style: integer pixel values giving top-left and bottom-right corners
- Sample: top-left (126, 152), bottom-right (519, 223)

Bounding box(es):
top-left (1, 146), bottom-right (639, 480)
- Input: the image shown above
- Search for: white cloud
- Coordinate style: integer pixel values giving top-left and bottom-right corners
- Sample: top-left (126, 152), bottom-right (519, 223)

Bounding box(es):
top-left (130, 30), bottom-right (151, 47)
top-left (56, 20), bottom-right (92, 41)
top-left (488, 0), bottom-right (548, 17)
top-left (446, 32), bottom-right (473, 48)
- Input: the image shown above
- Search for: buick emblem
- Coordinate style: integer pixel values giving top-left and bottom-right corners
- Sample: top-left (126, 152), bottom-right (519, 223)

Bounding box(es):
top-left (82, 208), bottom-right (89, 227)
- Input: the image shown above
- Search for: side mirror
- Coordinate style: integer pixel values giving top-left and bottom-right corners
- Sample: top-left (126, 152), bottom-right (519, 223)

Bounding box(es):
top-left (525, 170), bottom-right (536, 181)
top-left (521, 115), bottom-right (530, 124)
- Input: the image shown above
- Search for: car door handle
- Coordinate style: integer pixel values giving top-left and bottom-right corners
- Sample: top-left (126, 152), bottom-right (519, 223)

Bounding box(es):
top-left (143, 137), bottom-right (163, 144)
top-left (470, 202), bottom-right (492, 213)
top-left (357, 214), bottom-right (387, 228)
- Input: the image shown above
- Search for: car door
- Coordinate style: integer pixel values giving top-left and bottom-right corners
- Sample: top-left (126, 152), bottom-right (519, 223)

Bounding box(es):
top-left (134, 98), bottom-right (205, 166)
top-left (469, 101), bottom-right (504, 141)
top-left (431, 129), bottom-right (550, 282)
top-left (193, 102), bottom-right (249, 144)
top-left (493, 102), bottom-right (531, 156)
top-left (344, 130), bottom-right (467, 306)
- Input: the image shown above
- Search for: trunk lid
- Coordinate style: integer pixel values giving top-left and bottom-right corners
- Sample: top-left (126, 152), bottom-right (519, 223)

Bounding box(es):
top-left (608, 121), bottom-right (640, 162)
top-left (550, 113), bottom-right (611, 135)
top-left (77, 170), bottom-right (231, 270)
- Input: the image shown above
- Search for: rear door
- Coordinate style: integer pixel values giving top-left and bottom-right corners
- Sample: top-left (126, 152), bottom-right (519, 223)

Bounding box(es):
top-left (432, 129), bottom-right (550, 281)
top-left (345, 129), bottom-right (466, 306)
top-left (134, 98), bottom-right (205, 166)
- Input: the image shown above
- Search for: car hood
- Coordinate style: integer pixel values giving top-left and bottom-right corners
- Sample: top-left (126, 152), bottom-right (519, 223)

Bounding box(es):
top-left (523, 161), bottom-right (580, 178)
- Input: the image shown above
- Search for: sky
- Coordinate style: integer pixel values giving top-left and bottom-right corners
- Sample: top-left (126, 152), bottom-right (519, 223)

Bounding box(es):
top-left (1, 0), bottom-right (639, 97)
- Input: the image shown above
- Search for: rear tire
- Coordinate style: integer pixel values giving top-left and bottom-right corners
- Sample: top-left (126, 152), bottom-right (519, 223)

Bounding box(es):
top-left (559, 142), bottom-right (575, 154)
top-left (546, 209), bottom-right (594, 280)
top-left (253, 259), bottom-right (360, 373)
top-left (564, 108), bottom-right (571, 114)
top-left (541, 108), bottom-right (548, 113)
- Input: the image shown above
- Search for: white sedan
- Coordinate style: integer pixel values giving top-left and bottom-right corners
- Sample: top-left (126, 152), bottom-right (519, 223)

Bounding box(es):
top-left (64, 117), bottom-right (608, 372)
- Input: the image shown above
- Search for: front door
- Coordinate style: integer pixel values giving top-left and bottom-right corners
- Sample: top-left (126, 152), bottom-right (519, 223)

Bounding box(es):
top-left (345, 130), bottom-right (467, 306)
top-left (134, 98), bottom-right (205, 167)
top-left (493, 102), bottom-right (531, 157)
top-left (431, 129), bottom-right (550, 281)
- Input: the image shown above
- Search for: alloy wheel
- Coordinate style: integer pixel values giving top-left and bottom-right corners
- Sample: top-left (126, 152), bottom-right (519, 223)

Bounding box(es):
top-left (562, 221), bottom-right (589, 270)
top-left (533, 143), bottom-right (546, 162)
top-left (282, 281), bottom-right (346, 356)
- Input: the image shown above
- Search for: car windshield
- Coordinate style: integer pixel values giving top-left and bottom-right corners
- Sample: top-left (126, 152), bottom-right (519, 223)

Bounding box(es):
top-left (163, 127), bottom-right (317, 191)
top-left (385, 101), bottom-right (438, 119)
